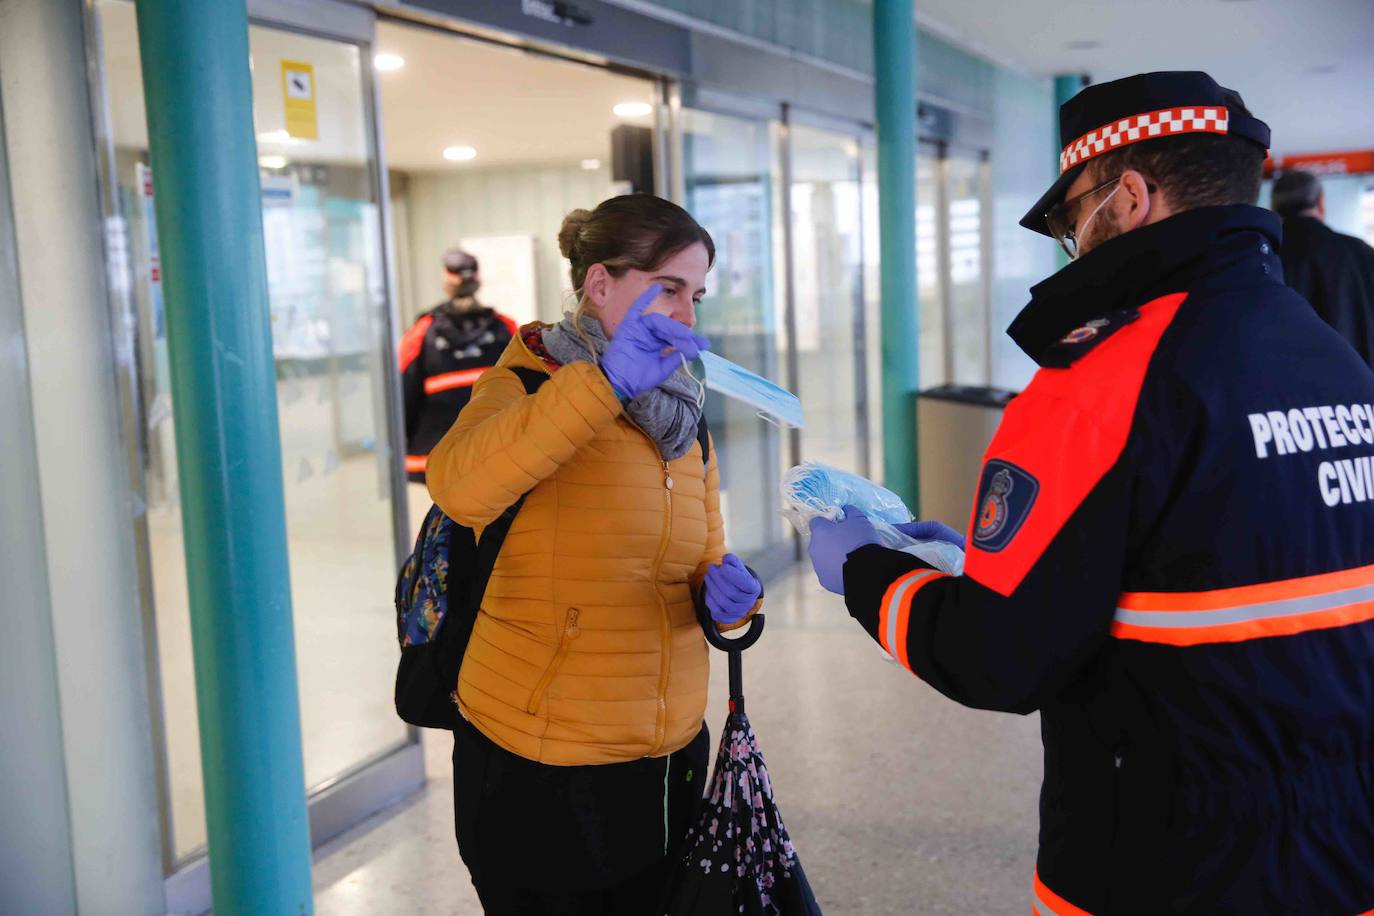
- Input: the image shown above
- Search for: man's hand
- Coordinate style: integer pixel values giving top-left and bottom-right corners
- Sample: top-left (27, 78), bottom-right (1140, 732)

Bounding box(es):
top-left (807, 506), bottom-right (881, 595)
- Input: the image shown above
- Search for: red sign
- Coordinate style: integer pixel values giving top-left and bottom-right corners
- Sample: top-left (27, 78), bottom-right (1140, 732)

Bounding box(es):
top-left (1265, 150), bottom-right (1374, 177)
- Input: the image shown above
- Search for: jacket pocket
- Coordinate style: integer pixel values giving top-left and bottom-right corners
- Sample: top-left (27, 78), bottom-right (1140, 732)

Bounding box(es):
top-left (526, 608), bottom-right (580, 715)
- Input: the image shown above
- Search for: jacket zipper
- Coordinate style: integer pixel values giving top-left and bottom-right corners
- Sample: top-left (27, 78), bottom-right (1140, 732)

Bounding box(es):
top-left (624, 415), bottom-right (676, 756)
top-left (526, 607), bottom-right (580, 715)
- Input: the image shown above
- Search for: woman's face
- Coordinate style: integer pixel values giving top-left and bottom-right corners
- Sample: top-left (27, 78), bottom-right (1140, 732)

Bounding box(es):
top-left (585, 242), bottom-right (710, 337)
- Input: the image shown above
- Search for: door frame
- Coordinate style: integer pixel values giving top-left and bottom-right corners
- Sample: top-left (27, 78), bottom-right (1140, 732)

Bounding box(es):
top-left (81, 1), bottom-right (425, 910)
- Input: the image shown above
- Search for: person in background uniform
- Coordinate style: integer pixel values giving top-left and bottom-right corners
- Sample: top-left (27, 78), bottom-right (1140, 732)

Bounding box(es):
top-left (1272, 169), bottom-right (1374, 369)
top-left (399, 249), bottom-right (517, 482)
top-left (808, 72), bottom-right (1374, 914)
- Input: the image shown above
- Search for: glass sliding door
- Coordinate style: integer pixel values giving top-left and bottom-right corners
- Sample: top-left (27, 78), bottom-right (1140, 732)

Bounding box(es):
top-left (681, 106), bottom-right (789, 564)
top-left (945, 149), bottom-right (991, 386)
top-left (94, 0), bottom-right (408, 863)
top-left (788, 122), bottom-right (868, 476)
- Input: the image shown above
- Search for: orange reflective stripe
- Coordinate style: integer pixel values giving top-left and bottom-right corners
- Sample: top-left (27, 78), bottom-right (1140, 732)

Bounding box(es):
top-left (1032, 870), bottom-right (1094, 916)
top-left (424, 367), bottom-right (487, 394)
top-left (877, 568), bottom-right (948, 672)
top-left (1119, 562), bottom-right (1374, 612)
top-left (1112, 563), bottom-right (1374, 646)
top-left (405, 455), bottom-right (428, 473)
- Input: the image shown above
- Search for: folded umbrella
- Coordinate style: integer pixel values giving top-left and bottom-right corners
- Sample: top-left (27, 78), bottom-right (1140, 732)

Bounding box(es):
top-left (661, 603), bottom-right (822, 915)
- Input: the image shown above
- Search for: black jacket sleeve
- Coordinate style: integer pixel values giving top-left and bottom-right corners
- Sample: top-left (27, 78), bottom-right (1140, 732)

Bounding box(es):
top-left (841, 403), bottom-right (1139, 715)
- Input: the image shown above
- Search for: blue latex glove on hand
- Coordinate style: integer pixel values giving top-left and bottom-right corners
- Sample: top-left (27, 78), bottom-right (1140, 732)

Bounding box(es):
top-left (807, 506), bottom-right (881, 595)
top-left (893, 519), bottom-right (966, 551)
top-left (704, 554), bottom-right (761, 625)
top-left (601, 284), bottom-right (711, 401)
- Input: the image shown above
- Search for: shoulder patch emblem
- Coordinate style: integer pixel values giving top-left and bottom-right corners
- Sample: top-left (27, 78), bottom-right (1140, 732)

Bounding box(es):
top-left (973, 459), bottom-right (1039, 552)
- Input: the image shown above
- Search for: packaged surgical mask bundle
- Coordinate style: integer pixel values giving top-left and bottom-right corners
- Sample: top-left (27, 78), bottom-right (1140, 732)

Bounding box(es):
top-left (781, 462), bottom-right (965, 576)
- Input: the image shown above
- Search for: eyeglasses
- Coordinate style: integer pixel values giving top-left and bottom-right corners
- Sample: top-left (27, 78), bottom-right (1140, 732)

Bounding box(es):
top-left (1045, 177), bottom-right (1122, 259)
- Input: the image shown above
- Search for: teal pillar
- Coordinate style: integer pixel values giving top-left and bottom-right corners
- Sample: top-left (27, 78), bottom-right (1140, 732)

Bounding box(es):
top-left (874, 0), bottom-right (920, 511)
top-left (132, 2), bottom-right (313, 913)
top-left (1054, 74), bottom-right (1089, 268)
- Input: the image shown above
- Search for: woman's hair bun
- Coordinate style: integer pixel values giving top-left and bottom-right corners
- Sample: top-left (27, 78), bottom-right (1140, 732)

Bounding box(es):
top-left (559, 209), bottom-right (593, 261)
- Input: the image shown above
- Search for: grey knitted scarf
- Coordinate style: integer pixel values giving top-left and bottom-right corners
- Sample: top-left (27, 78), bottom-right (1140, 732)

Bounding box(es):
top-left (541, 313), bottom-right (704, 461)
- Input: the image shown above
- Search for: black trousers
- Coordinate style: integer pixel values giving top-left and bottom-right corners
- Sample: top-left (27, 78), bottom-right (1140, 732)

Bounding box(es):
top-left (453, 719), bottom-right (710, 915)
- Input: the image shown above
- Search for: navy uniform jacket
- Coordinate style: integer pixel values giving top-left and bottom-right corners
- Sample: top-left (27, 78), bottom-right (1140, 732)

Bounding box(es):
top-left (844, 206), bottom-right (1374, 914)
top-left (1282, 215), bottom-right (1374, 371)
top-left (399, 301), bottom-right (516, 482)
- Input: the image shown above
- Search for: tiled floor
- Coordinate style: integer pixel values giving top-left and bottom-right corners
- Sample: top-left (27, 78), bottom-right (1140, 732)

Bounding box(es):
top-left (311, 565), bottom-right (1043, 915)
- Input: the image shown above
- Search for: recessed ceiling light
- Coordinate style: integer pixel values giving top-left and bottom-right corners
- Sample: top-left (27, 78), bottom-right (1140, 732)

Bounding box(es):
top-left (374, 53), bottom-right (405, 72)
top-left (1065, 39), bottom-right (1101, 51)
top-left (256, 129), bottom-right (301, 146)
top-left (443, 145), bottom-right (477, 162)
top-left (613, 102), bottom-right (653, 118)
top-left (258, 155), bottom-right (288, 170)
top-left (581, 158), bottom-right (602, 171)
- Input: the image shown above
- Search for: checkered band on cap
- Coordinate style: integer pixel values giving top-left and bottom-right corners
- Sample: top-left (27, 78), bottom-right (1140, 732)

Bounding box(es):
top-left (1059, 107), bottom-right (1230, 174)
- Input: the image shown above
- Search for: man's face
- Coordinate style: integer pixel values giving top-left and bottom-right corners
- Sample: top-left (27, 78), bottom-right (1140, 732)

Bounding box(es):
top-left (443, 269), bottom-right (479, 300)
top-left (1060, 167), bottom-right (1125, 258)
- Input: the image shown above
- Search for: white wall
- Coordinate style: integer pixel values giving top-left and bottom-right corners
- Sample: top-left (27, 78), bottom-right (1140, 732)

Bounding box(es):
top-left (0, 0), bottom-right (164, 910)
top-left (399, 162), bottom-right (618, 327)
top-left (989, 68), bottom-right (1059, 393)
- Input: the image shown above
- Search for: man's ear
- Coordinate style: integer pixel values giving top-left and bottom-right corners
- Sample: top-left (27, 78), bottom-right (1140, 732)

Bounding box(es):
top-left (1118, 169), bottom-right (1156, 231)
top-left (1317, 192), bottom-right (1327, 220)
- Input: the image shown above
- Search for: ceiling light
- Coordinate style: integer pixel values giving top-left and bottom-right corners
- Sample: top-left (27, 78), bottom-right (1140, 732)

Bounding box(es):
top-left (581, 158), bottom-right (602, 171)
top-left (258, 155), bottom-right (288, 170)
top-left (613, 102), bottom-right (653, 118)
top-left (443, 145), bottom-right (477, 162)
top-left (256, 129), bottom-right (301, 146)
top-left (374, 53), bottom-right (405, 72)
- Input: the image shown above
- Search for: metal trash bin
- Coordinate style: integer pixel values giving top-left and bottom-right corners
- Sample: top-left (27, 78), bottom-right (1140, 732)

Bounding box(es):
top-left (917, 385), bottom-right (1018, 529)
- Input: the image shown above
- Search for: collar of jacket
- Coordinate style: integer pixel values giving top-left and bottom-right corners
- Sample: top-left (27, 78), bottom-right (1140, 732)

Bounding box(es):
top-left (1008, 205), bottom-right (1284, 367)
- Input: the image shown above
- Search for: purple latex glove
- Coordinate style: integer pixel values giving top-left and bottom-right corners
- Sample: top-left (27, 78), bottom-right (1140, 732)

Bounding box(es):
top-left (704, 553), bottom-right (761, 625)
top-left (601, 284), bottom-right (711, 401)
top-left (893, 519), bottom-right (967, 551)
top-left (807, 506), bottom-right (881, 595)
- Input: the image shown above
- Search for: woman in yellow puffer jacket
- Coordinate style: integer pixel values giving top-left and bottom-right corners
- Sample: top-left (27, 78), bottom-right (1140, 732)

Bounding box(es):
top-left (426, 194), bottom-right (764, 914)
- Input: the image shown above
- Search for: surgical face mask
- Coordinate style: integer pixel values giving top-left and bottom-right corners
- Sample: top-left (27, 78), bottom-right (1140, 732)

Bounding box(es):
top-left (1069, 184), bottom-right (1121, 260)
top-left (684, 350), bottom-right (805, 429)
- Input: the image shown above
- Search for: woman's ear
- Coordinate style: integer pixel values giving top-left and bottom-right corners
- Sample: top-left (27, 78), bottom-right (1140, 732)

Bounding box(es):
top-left (583, 263), bottom-right (609, 309)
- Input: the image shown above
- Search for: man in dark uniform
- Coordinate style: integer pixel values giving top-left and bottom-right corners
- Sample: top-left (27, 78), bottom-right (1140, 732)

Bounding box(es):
top-left (399, 249), bottom-right (517, 481)
top-left (1272, 169), bottom-right (1374, 369)
top-left (808, 72), bottom-right (1374, 913)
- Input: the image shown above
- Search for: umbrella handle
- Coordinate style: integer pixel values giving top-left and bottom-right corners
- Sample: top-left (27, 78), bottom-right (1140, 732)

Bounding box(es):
top-left (695, 605), bottom-right (766, 654)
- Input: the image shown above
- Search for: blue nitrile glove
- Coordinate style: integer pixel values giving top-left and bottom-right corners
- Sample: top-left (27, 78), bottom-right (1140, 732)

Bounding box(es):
top-left (601, 284), bottom-right (711, 401)
top-left (893, 520), bottom-right (967, 551)
top-left (704, 553), bottom-right (762, 625)
top-left (807, 506), bottom-right (881, 595)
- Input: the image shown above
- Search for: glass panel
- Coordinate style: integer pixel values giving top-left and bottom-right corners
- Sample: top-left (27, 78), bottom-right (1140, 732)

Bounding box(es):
top-left (95, 1), bottom-right (408, 862)
top-left (917, 145), bottom-right (945, 388)
top-left (789, 124), bottom-right (867, 475)
top-left (371, 19), bottom-right (657, 532)
top-left (861, 139), bottom-right (883, 481)
top-left (682, 108), bottom-right (787, 558)
top-left (946, 151), bottom-right (989, 386)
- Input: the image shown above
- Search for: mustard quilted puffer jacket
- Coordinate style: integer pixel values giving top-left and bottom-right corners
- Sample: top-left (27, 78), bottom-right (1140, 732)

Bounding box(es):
top-left (426, 327), bottom-right (755, 766)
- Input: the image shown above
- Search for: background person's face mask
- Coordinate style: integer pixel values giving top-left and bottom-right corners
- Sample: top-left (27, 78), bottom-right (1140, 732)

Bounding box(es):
top-left (686, 351), bottom-right (805, 429)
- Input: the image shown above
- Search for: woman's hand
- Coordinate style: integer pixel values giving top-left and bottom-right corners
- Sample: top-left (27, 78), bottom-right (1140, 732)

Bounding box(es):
top-left (601, 284), bottom-right (710, 401)
top-left (704, 554), bottom-right (762, 625)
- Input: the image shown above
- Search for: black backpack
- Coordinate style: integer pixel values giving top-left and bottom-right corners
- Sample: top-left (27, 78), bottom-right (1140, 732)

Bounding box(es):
top-left (394, 367), bottom-right (711, 729)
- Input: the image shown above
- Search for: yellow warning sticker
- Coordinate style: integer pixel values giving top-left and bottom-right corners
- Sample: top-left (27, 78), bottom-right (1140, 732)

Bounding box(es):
top-left (281, 60), bottom-right (318, 140)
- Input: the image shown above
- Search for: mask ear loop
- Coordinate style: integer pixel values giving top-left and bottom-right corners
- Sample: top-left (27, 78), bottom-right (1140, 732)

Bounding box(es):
top-left (680, 352), bottom-right (707, 410)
